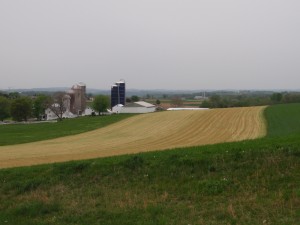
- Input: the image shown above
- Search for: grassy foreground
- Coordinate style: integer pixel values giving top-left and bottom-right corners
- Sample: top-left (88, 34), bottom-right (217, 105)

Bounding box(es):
top-left (0, 104), bottom-right (300, 224)
top-left (0, 114), bottom-right (134, 146)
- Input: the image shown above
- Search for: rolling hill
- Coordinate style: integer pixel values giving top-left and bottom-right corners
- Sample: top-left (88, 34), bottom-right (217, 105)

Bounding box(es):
top-left (0, 106), bottom-right (266, 168)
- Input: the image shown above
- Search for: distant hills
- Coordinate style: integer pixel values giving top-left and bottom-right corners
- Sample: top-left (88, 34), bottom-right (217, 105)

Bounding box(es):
top-left (0, 87), bottom-right (211, 95)
top-left (1, 87), bottom-right (300, 97)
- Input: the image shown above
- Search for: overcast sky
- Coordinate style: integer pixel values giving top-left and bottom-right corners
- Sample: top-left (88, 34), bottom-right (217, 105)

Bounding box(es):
top-left (0, 0), bottom-right (299, 91)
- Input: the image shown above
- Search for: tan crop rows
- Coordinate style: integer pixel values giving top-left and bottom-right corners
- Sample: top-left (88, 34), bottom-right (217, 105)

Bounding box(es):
top-left (0, 106), bottom-right (266, 168)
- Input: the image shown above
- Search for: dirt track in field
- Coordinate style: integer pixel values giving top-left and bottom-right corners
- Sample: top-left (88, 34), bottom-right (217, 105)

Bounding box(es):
top-left (0, 106), bottom-right (266, 168)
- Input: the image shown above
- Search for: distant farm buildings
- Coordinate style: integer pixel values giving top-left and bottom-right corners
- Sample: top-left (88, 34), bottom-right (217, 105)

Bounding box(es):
top-left (110, 80), bottom-right (156, 114)
top-left (46, 80), bottom-right (157, 119)
top-left (111, 80), bottom-right (125, 109)
top-left (45, 82), bottom-right (95, 120)
top-left (112, 101), bottom-right (156, 114)
top-left (66, 82), bottom-right (86, 115)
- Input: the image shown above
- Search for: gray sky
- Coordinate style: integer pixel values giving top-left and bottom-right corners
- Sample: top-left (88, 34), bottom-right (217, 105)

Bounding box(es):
top-left (0, 0), bottom-right (299, 90)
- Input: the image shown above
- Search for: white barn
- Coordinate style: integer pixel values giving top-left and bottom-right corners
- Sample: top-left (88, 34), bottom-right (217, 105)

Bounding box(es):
top-left (45, 106), bottom-right (96, 120)
top-left (45, 108), bottom-right (77, 120)
top-left (112, 101), bottom-right (156, 114)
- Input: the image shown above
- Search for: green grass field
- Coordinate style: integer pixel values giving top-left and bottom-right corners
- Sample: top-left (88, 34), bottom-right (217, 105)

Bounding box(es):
top-left (0, 104), bottom-right (300, 224)
top-left (265, 103), bottom-right (300, 137)
top-left (0, 114), bottom-right (134, 146)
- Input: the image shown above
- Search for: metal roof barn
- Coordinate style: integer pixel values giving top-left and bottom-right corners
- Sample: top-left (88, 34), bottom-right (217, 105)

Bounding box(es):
top-left (112, 101), bottom-right (156, 114)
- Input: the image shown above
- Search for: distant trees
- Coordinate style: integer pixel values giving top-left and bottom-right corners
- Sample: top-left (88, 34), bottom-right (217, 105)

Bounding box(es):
top-left (0, 96), bottom-right (11, 121)
top-left (49, 92), bottom-right (68, 121)
top-left (209, 95), bottom-right (223, 108)
top-left (33, 94), bottom-right (52, 120)
top-left (282, 93), bottom-right (300, 103)
top-left (92, 95), bottom-right (110, 115)
top-left (270, 93), bottom-right (283, 103)
top-left (0, 92), bottom-right (9, 98)
top-left (126, 95), bottom-right (141, 103)
top-left (200, 92), bottom-right (300, 109)
top-left (200, 94), bottom-right (262, 109)
top-left (7, 92), bottom-right (21, 99)
top-left (200, 95), bottom-right (229, 108)
top-left (10, 97), bottom-right (32, 121)
top-left (200, 100), bottom-right (211, 108)
top-left (1, 90), bottom-right (300, 122)
top-left (131, 95), bottom-right (140, 102)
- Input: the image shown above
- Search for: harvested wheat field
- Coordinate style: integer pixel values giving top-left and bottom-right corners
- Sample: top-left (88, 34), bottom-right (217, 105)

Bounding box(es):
top-left (0, 106), bottom-right (266, 168)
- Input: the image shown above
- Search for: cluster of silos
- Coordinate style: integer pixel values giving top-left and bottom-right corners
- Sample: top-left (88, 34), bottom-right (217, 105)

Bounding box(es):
top-left (111, 80), bottom-right (125, 109)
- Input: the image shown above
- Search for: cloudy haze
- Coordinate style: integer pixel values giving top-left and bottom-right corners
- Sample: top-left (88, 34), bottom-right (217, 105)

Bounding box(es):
top-left (0, 0), bottom-right (299, 91)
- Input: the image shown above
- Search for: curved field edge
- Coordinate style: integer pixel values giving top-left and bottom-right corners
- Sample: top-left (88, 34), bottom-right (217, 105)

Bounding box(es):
top-left (0, 114), bottom-right (135, 146)
top-left (0, 104), bottom-right (299, 224)
top-left (0, 106), bottom-right (266, 168)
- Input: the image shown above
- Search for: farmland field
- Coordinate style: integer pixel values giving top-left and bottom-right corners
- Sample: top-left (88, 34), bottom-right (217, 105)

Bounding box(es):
top-left (0, 106), bottom-right (266, 168)
top-left (0, 104), bottom-right (299, 225)
top-left (0, 114), bottom-right (134, 146)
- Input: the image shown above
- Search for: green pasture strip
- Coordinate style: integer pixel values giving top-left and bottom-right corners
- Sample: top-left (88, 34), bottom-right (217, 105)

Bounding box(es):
top-left (0, 138), bottom-right (299, 225)
top-left (0, 104), bottom-right (299, 224)
top-left (265, 103), bottom-right (300, 137)
top-left (0, 114), bottom-right (134, 146)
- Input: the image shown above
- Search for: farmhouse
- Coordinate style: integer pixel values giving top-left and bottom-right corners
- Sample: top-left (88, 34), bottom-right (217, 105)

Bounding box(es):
top-left (45, 106), bottom-right (77, 120)
top-left (112, 101), bottom-right (156, 114)
top-left (45, 82), bottom-right (95, 120)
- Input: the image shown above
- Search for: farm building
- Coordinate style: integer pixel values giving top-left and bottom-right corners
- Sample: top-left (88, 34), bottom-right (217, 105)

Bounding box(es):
top-left (112, 101), bottom-right (156, 114)
top-left (44, 82), bottom-right (93, 120)
top-left (167, 108), bottom-right (209, 111)
top-left (111, 80), bottom-right (126, 109)
top-left (45, 106), bottom-right (95, 120)
top-left (67, 82), bottom-right (87, 115)
top-left (45, 106), bottom-right (77, 120)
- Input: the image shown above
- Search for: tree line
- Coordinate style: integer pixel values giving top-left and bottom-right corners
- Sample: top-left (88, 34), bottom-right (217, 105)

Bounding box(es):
top-left (0, 92), bottom-right (62, 122)
top-left (200, 92), bottom-right (300, 108)
top-left (0, 91), bottom-right (111, 122)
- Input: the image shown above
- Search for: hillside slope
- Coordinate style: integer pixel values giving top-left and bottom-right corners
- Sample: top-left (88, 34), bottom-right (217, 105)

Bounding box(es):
top-left (0, 106), bottom-right (266, 168)
top-left (0, 104), bottom-right (299, 225)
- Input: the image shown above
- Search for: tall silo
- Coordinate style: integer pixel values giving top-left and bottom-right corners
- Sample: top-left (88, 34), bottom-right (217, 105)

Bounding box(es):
top-left (111, 80), bottom-right (125, 108)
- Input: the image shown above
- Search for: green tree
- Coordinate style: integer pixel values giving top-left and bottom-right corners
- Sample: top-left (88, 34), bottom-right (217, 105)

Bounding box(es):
top-left (10, 97), bottom-right (32, 121)
top-left (270, 93), bottom-right (283, 103)
top-left (131, 95), bottom-right (140, 102)
top-left (0, 92), bottom-right (9, 98)
top-left (210, 95), bottom-right (222, 108)
top-left (33, 95), bottom-right (52, 120)
top-left (50, 92), bottom-right (67, 121)
top-left (0, 96), bottom-right (11, 121)
top-left (156, 99), bottom-right (161, 105)
top-left (200, 100), bottom-right (212, 108)
top-left (8, 92), bottom-right (21, 99)
top-left (92, 95), bottom-right (110, 115)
